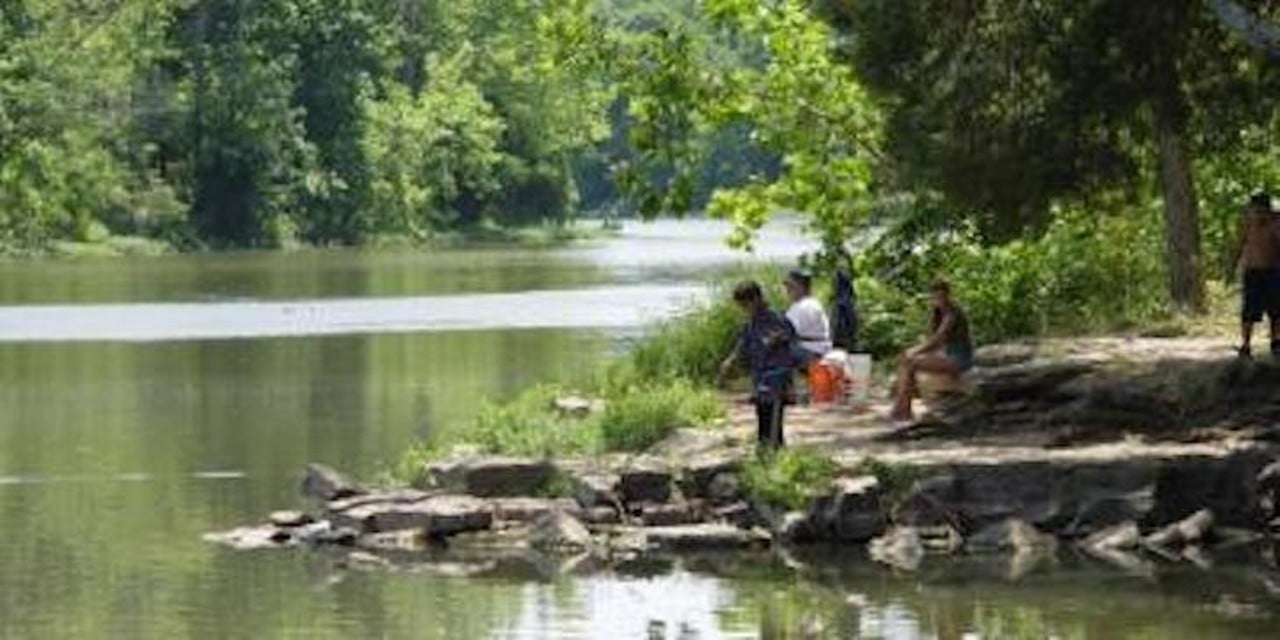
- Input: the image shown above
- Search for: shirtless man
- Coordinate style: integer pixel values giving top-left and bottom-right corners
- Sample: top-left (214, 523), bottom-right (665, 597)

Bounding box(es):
top-left (1234, 192), bottom-right (1280, 358)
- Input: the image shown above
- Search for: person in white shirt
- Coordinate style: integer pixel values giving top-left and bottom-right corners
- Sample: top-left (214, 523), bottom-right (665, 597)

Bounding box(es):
top-left (783, 269), bottom-right (832, 366)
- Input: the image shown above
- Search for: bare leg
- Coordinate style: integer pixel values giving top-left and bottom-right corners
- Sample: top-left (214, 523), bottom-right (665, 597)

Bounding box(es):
top-left (1241, 321), bottom-right (1254, 357)
top-left (891, 353), bottom-right (960, 421)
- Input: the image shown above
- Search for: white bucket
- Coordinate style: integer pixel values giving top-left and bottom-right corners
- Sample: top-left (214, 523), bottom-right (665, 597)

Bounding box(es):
top-left (843, 353), bottom-right (873, 406)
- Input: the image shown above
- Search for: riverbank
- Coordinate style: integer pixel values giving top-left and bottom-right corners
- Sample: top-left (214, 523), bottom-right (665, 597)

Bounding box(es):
top-left (208, 337), bottom-right (1280, 582)
top-left (3, 220), bottom-right (615, 261)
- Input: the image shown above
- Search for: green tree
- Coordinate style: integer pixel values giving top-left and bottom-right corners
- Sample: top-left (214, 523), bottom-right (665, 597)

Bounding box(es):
top-left (820, 0), bottom-right (1280, 309)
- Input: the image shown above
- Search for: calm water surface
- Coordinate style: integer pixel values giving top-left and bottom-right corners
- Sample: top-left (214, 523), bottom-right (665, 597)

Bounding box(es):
top-left (0, 220), bottom-right (1275, 638)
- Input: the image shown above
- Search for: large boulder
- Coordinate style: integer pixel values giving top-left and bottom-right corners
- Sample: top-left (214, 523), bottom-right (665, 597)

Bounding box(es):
top-left (331, 495), bottom-right (494, 537)
top-left (619, 460), bottom-right (673, 504)
top-left (301, 463), bottom-right (363, 501)
top-left (809, 476), bottom-right (887, 543)
top-left (420, 457), bottom-right (555, 498)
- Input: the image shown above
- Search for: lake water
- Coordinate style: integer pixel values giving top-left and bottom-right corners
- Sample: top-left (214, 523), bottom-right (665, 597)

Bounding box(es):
top-left (0, 219), bottom-right (1275, 639)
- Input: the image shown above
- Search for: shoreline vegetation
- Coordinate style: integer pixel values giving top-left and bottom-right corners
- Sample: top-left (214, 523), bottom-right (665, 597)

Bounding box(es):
top-left (6, 219), bottom-right (617, 261)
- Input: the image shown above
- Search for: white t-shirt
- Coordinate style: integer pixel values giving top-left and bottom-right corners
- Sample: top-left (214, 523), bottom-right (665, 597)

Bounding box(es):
top-left (786, 296), bottom-right (832, 355)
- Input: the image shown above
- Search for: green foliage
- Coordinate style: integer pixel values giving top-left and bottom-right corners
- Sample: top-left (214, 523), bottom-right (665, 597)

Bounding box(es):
top-left (399, 371), bottom-right (725, 470)
top-left (598, 378), bottom-right (722, 451)
top-left (856, 202), bottom-right (1171, 356)
top-left (741, 448), bottom-right (836, 510)
top-left (626, 265), bottom-right (789, 383)
top-left (362, 52), bottom-right (505, 236)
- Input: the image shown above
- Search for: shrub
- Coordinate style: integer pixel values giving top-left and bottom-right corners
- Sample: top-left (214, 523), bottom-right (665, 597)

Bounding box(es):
top-left (626, 264), bottom-right (790, 384)
top-left (741, 448), bottom-right (837, 509)
top-left (598, 379), bottom-right (722, 451)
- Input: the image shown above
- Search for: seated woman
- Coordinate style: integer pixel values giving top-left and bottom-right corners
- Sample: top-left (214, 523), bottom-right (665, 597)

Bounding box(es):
top-left (889, 279), bottom-right (974, 423)
top-left (783, 269), bottom-right (832, 366)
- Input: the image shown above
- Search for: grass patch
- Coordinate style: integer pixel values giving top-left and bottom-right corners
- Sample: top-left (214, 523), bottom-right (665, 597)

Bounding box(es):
top-left (394, 374), bottom-right (725, 481)
top-left (741, 448), bottom-right (837, 510)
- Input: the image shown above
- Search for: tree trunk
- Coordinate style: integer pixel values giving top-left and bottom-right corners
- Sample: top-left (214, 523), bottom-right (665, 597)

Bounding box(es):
top-left (1153, 98), bottom-right (1205, 311)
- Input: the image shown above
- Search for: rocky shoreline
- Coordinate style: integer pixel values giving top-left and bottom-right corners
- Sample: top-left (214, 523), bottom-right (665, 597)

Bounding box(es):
top-left (207, 338), bottom-right (1280, 575)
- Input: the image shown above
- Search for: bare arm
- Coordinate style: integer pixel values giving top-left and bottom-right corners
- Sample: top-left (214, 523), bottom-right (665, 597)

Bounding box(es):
top-left (912, 311), bottom-right (954, 355)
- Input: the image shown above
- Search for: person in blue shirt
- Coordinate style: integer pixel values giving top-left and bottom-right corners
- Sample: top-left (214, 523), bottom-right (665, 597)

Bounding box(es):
top-left (718, 280), bottom-right (796, 449)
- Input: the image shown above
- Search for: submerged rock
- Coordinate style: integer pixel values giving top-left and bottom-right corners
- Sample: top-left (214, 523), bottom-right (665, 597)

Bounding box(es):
top-left (204, 526), bottom-right (295, 551)
top-left (869, 527), bottom-right (925, 571)
top-left (1081, 521), bottom-right (1142, 552)
top-left (1145, 509), bottom-right (1215, 549)
top-left (966, 518), bottom-right (1056, 554)
top-left (301, 463), bottom-right (363, 502)
top-left (421, 457), bottom-right (555, 498)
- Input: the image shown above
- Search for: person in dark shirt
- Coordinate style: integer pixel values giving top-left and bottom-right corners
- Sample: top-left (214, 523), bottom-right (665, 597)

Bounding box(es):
top-left (889, 279), bottom-right (974, 424)
top-left (718, 280), bottom-right (796, 449)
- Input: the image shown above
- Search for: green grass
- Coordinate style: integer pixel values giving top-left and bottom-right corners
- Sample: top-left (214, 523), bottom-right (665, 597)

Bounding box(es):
top-left (740, 448), bottom-right (837, 510)
top-left (394, 372), bottom-right (725, 480)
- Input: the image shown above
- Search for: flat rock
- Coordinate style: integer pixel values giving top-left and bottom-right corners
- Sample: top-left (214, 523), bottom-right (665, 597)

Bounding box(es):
top-left (619, 460), bottom-right (672, 504)
top-left (529, 511), bottom-right (593, 552)
top-left (421, 457), bottom-right (555, 497)
top-left (638, 502), bottom-right (701, 527)
top-left (301, 463), bottom-right (362, 501)
top-left (204, 526), bottom-right (294, 551)
top-left (327, 489), bottom-right (433, 515)
top-left (579, 506), bottom-right (621, 526)
top-left (269, 510), bottom-right (313, 528)
top-left (489, 497), bottom-right (581, 523)
top-left (553, 396), bottom-right (601, 417)
top-left (641, 524), bottom-right (771, 551)
top-left (332, 495), bottom-right (494, 537)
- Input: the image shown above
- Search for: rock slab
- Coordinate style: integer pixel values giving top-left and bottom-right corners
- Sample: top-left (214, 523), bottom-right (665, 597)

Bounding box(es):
top-left (423, 457), bottom-right (555, 497)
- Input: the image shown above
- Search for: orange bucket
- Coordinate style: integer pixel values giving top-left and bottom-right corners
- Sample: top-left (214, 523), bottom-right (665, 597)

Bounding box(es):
top-left (807, 362), bottom-right (841, 404)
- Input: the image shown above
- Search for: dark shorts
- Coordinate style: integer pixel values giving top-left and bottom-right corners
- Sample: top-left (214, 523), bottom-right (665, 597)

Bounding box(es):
top-left (1241, 269), bottom-right (1280, 323)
